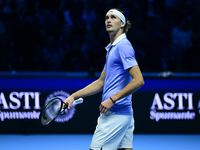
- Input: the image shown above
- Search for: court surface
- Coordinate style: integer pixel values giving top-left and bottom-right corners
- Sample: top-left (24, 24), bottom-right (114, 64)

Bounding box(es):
top-left (0, 134), bottom-right (199, 150)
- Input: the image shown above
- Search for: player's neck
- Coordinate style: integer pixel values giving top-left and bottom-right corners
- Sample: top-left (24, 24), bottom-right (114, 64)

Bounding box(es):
top-left (109, 30), bottom-right (123, 44)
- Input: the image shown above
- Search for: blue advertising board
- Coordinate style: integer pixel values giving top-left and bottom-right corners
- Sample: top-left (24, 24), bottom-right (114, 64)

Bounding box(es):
top-left (0, 77), bottom-right (200, 134)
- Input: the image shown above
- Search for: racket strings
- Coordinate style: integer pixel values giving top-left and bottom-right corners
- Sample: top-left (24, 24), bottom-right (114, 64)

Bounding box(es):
top-left (41, 99), bottom-right (62, 125)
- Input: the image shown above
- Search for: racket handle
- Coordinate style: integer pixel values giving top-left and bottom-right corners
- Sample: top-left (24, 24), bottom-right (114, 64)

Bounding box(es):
top-left (61, 98), bottom-right (83, 112)
top-left (71, 98), bottom-right (84, 107)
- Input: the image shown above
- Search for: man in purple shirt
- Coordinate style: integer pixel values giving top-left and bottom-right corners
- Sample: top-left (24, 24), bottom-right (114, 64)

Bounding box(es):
top-left (102, 32), bottom-right (138, 115)
top-left (64, 8), bottom-right (144, 150)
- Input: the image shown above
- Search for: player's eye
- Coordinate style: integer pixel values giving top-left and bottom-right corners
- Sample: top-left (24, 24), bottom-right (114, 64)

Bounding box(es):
top-left (105, 15), bottom-right (116, 21)
top-left (111, 15), bottom-right (116, 19)
top-left (105, 16), bottom-right (109, 20)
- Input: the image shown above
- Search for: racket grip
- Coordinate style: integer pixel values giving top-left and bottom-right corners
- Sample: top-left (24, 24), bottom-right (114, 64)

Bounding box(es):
top-left (61, 98), bottom-right (84, 112)
top-left (71, 98), bottom-right (84, 107)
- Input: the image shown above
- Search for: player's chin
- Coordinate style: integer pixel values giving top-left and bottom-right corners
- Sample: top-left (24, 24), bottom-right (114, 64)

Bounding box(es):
top-left (106, 29), bottom-right (114, 33)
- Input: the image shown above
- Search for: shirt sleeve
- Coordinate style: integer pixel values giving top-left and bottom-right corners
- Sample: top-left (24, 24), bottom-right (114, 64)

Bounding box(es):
top-left (103, 64), bottom-right (106, 71)
top-left (118, 40), bottom-right (138, 70)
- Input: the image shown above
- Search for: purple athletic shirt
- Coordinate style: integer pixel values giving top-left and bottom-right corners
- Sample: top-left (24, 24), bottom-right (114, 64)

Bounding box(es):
top-left (102, 33), bottom-right (138, 115)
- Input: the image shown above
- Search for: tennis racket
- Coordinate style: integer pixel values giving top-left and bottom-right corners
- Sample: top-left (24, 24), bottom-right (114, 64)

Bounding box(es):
top-left (39, 97), bottom-right (83, 126)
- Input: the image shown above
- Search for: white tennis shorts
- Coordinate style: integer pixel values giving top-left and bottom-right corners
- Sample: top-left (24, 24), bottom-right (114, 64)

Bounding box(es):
top-left (90, 113), bottom-right (134, 150)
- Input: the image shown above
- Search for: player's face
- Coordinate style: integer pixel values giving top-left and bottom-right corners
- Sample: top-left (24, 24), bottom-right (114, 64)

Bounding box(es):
top-left (105, 14), bottom-right (124, 33)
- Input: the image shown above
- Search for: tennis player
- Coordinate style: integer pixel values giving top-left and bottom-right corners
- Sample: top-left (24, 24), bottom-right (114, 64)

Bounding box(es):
top-left (64, 8), bottom-right (144, 150)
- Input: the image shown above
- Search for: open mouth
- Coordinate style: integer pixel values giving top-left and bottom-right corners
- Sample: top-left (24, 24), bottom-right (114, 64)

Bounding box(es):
top-left (107, 24), bottom-right (112, 28)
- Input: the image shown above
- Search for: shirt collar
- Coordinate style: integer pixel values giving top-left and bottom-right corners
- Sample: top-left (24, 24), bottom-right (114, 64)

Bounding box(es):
top-left (105, 33), bottom-right (126, 51)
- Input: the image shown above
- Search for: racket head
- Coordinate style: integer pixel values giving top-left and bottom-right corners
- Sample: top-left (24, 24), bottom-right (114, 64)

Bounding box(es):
top-left (39, 97), bottom-right (67, 126)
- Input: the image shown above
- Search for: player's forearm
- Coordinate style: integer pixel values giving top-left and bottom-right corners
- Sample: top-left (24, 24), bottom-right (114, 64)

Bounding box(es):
top-left (71, 79), bottom-right (104, 99)
top-left (111, 77), bottom-right (144, 102)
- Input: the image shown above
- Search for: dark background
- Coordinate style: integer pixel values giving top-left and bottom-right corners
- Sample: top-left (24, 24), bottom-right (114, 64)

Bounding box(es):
top-left (0, 0), bottom-right (200, 73)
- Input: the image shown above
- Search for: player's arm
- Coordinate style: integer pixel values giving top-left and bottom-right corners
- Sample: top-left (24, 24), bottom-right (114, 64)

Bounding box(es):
top-left (72, 69), bottom-right (106, 99)
top-left (112, 65), bottom-right (144, 101)
top-left (100, 65), bottom-right (144, 113)
top-left (64, 70), bottom-right (106, 108)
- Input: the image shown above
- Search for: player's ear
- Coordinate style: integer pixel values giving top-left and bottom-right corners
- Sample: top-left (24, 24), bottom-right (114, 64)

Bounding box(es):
top-left (121, 22), bottom-right (125, 28)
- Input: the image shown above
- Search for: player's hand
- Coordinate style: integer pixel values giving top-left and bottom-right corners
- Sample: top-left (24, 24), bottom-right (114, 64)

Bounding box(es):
top-left (63, 96), bottom-right (74, 109)
top-left (99, 98), bottom-right (114, 114)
